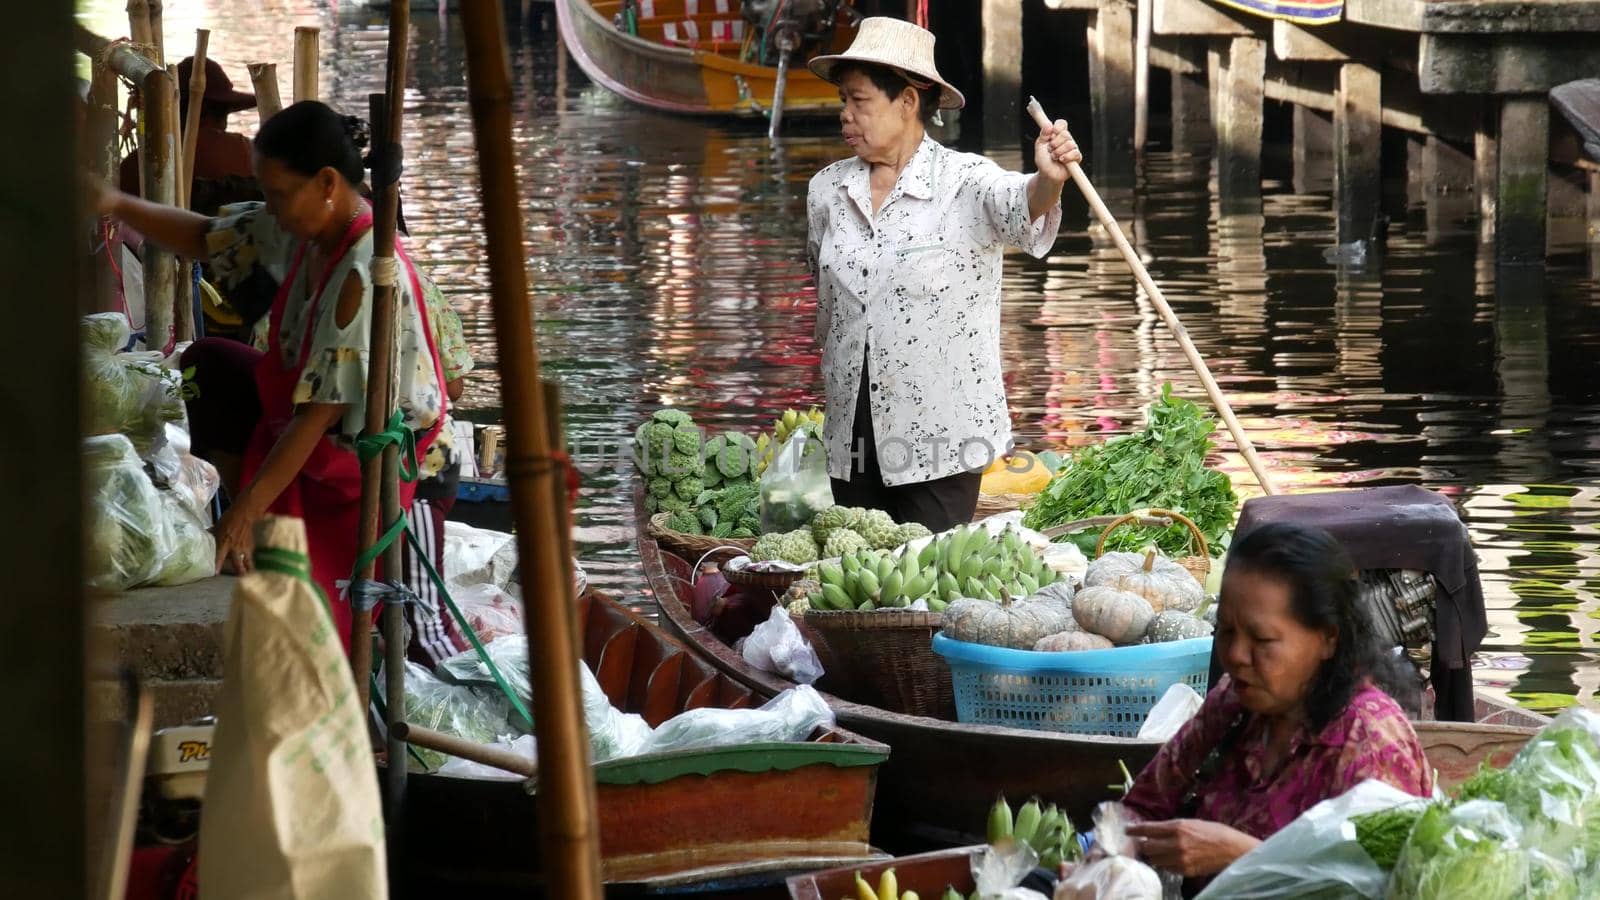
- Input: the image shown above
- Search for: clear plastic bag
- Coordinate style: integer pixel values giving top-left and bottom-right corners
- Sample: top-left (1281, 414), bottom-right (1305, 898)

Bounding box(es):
top-left (153, 491), bottom-right (216, 586)
top-left (580, 664), bottom-right (653, 762)
top-left (442, 521), bottom-right (519, 590)
top-left (387, 660), bottom-right (514, 771)
top-left (454, 583), bottom-right (524, 644)
top-left (1194, 779), bottom-right (1419, 900)
top-left (1055, 803), bottom-right (1164, 900)
top-left (83, 316), bottom-right (187, 457)
top-left (759, 432), bottom-right (833, 534)
top-left (1136, 683), bottom-right (1205, 741)
top-left (639, 684), bottom-right (834, 755)
top-left (738, 605), bottom-right (824, 684)
top-left (1388, 799), bottom-right (1535, 900)
top-left (1493, 706), bottom-right (1600, 882)
top-left (145, 423), bottom-right (219, 524)
top-left (84, 434), bottom-right (175, 591)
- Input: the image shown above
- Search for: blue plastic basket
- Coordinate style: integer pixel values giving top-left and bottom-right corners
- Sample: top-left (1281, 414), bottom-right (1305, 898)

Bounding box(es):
top-left (931, 633), bottom-right (1213, 737)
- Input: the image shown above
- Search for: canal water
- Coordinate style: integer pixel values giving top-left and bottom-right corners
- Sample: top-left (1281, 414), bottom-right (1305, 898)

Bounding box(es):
top-left (79, 2), bottom-right (1600, 714)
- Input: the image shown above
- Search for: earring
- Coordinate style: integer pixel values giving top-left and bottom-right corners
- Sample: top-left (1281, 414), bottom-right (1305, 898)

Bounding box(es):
top-left (325, 198), bottom-right (333, 210)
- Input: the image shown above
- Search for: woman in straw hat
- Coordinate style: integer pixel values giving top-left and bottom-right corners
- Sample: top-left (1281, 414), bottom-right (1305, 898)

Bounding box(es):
top-left (806, 17), bottom-right (1081, 532)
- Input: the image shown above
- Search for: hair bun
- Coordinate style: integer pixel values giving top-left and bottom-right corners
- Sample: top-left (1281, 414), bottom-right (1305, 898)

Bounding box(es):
top-left (340, 114), bottom-right (372, 152)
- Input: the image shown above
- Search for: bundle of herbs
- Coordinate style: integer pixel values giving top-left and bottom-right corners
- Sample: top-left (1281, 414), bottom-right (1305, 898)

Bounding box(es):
top-left (1023, 385), bottom-right (1238, 558)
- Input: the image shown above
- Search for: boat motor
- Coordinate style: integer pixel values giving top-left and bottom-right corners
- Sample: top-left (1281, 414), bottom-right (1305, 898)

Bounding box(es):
top-left (742, 0), bottom-right (854, 67)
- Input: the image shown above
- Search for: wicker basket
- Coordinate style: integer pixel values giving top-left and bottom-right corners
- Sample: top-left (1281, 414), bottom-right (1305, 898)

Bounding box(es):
top-left (721, 559), bottom-right (808, 593)
top-left (1094, 509), bottom-right (1211, 586)
top-left (972, 491), bottom-right (1036, 520)
top-left (800, 608), bottom-right (954, 719)
top-left (647, 512), bottom-right (753, 565)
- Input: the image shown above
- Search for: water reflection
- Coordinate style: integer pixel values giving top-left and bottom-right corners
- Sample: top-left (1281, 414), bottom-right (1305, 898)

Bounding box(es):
top-left (78, 2), bottom-right (1600, 713)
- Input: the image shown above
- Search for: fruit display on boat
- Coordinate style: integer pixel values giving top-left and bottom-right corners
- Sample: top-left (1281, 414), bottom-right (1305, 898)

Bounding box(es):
top-left (636, 410), bottom-right (762, 538)
top-left (805, 523), bottom-right (1062, 613)
top-left (1083, 549), bottom-right (1204, 613)
top-left (978, 449), bottom-right (1058, 496)
top-left (753, 407), bottom-right (824, 478)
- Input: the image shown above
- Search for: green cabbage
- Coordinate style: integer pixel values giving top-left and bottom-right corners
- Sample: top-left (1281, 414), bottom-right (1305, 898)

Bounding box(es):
top-left (83, 435), bottom-right (167, 591)
top-left (1389, 801), bottom-right (1529, 899)
top-left (153, 493), bottom-right (215, 586)
top-left (83, 337), bottom-right (187, 456)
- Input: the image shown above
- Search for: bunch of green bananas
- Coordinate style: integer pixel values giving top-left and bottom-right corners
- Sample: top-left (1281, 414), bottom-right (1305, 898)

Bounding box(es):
top-left (986, 795), bottom-right (1082, 871)
top-left (809, 525), bottom-right (1062, 612)
top-left (774, 407), bottom-right (824, 445)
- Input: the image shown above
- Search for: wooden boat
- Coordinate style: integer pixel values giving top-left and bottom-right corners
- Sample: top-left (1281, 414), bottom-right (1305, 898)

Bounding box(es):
top-left (786, 846), bottom-right (985, 900)
top-left (637, 496), bottom-right (1550, 846)
top-left (555, 0), bottom-right (854, 118)
top-left (392, 588), bottom-right (889, 894)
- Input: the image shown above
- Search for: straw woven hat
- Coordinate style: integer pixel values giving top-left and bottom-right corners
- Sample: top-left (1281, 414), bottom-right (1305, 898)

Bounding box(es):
top-left (809, 17), bottom-right (965, 110)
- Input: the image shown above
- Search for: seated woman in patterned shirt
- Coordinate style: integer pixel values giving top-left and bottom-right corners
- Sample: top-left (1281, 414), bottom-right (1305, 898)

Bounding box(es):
top-left (1120, 522), bottom-right (1431, 890)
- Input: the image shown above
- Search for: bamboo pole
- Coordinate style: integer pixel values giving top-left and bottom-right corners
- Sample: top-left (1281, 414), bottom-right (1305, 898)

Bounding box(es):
top-left (1134, 0), bottom-right (1151, 161)
top-left (247, 63), bottom-right (283, 121)
top-left (182, 30), bottom-right (209, 203)
top-left (460, 3), bottom-right (603, 896)
top-left (167, 64), bottom-right (193, 342)
top-left (393, 722), bottom-right (537, 778)
top-left (1027, 97), bottom-right (1278, 495)
top-left (141, 66), bottom-right (178, 351)
top-left (293, 26), bottom-right (319, 103)
top-left (126, 0), bottom-right (151, 48)
top-left (147, 0), bottom-right (164, 64)
top-left (350, 1), bottom-right (411, 824)
top-left (88, 60), bottom-right (122, 308)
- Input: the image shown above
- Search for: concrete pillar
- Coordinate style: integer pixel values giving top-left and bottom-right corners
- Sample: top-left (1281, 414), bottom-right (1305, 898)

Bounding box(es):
top-left (1293, 105), bottom-right (1334, 194)
top-left (1333, 62), bottom-right (1381, 244)
top-left (1087, 0), bottom-right (1137, 186)
top-left (1405, 134), bottom-right (1427, 209)
top-left (1216, 36), bottom-right (1266, 208)
top-left (1171, 38), bottom-right (1213, 151)
top-left (982, 0), bottom-right (1023, 144)
top-left (1548, 167), bottom-right (1588, 249)
top-left (1475, 101), bottom-right (1498, 245)
top-left (1419, 136), bottom-right (1476, 244)
top-left (1495, 96), bottom-right (1548, 265)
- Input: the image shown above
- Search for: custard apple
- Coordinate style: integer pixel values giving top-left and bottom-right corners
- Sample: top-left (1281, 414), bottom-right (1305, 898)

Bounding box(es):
top-left (894, 522), bottom-right (933, 544)
top-left (775, 529), bottom-right (820, 565)
top-left (751, 533), bottom-right (785, 562)
top-left (858, 510), bottom-right (900, 549)
top-left (822, 528), bottom-right (869, 559)
top-left (811, 505), bottom-right (859, 544)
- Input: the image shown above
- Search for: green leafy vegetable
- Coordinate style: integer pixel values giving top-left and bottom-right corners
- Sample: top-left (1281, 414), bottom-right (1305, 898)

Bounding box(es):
top-left (1022, 385), bottom-right (1238, 557)
top-left (1389, 801), bottom-right (1529, 899)
top-left (1352, 804), bottom-right (1427, 869)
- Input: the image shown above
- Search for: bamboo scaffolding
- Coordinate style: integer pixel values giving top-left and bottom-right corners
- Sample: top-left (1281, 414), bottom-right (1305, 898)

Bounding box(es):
top-left (166, 64), bottom-right (193, 342)
top-left (126, 0), bottom-right (151, 48)
top-left (393, 722), bottom-right (537, 779)
top-left (148, 0), bottom-right (164, 64)
top-left (247, 63), bottom-right (283, 121)
top-left (459, 2), bottom-right (603, 895)
top-left (88, 60), bottom-right (121, 306)
top-left (293, 26), bottom-right (319, 103)
top-left (1027, 97), bottom-right (1278, 495)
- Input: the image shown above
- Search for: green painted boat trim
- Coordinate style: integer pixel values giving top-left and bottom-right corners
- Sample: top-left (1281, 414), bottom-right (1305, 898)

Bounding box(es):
top-left (592, 740), bottom-right (889, 787)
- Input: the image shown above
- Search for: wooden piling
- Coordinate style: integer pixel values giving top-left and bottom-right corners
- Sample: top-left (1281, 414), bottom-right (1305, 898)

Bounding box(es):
top-left (1170, 39), bottom-right (1212, 151)
top-left (1495, 96), bottom-right (1548, 264)
top-left (293, 26), bottom-right (320, 103)
top-left (1334, 62), bottom-right (1382, 243)
top-left (248, 63), bottom-right (283, 121)
top-left (1292, 105), bottom-right (1333, 194)
top-left (981, 0), bottom-right (1023, 143)
top-left (1216, 37), bottom-right (1265, 207)
top-left (1088, 0), bottom-right (1137, 185)
top-left (1135, 0), bottom-right (1152, 160)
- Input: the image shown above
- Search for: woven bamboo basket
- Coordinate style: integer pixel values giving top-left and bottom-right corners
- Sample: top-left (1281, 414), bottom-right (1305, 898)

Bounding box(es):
top-left (799, 608), bottom-right (954, 719)
top-left (972, 491), bottom-right (1036, 520)
top-left (721, 559), bottom-right (808, 593)
top-left (647, 512), bottom-right (753, 564)
top-left (1095, 509), bottom-right (1211, 586)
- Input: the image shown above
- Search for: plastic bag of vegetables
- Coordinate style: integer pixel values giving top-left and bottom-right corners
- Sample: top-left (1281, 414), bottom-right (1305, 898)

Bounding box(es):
top-left (153, 491), bottom-right (216, 586)
top-left (384, 660), bottom-right (515, 770)
top-left (83, 314), bottom-right (187, 456)
top-left (758, 431), bottom-right (833, 534)
top-left (84, 434), bottom-right (176, 591)
top-left (1386, 799), bottom-right (1577, 899)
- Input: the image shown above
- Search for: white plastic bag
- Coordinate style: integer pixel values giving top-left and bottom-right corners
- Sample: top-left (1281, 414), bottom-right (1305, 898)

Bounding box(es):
top-left (759, 432), bottom-right (833, 533)
top-left (738, 605), bottom-right (824, 684)
top-left (1137, 683), bottom-right (1205, 741)
top-left (639, 684), bottom-right (834, 755)
top-left (1194, 779), bottom-right (1419, 899)
top-left (84, 434), bottom-right (175, 591)
top-left (973, 843), bottom-right (1049, 900)
top-left (442, 521), bottom-right (519, 590)
top-left (438, 734), bottom-right (538, 781)
top-left (454, 583), bottom-right (524, 643)
top-left (580, 664), bottom-right (654, 761)
top-left (1056, 802), bottom-right (1163, 900)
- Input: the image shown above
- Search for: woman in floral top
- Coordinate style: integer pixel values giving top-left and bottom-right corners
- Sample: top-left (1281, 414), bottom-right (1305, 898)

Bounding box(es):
top-left (804, 18), bottom-right (1082, 530)
top-left (95, 101), bottom-right (449, 649)
top-left (1121, 522), bottom-right (1431, 890)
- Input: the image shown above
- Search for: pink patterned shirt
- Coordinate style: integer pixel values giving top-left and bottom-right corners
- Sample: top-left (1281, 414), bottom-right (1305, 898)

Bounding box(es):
top-left (1122, 678), bottom-right (1432, 839)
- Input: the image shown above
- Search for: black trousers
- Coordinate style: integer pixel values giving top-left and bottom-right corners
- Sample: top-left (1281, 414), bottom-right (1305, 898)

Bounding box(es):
top-left (829, 349), bottom-right (981, 533)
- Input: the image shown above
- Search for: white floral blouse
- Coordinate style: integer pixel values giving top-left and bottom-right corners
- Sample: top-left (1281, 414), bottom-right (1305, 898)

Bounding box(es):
top-left (806, 135), bottom-right (1062, 487)
top-left (207, 201), bottom-right (452, 477)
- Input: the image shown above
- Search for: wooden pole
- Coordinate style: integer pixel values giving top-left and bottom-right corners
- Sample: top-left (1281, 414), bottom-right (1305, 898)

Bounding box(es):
top-left (142, 66), bottom-right (178, 350)
top-left (1027, 97), bottom-right (1278, 495)
top-left (167, 63), bottom-right (193, 342)
top-left (147, 0), bottom-right (164, 64)
top-left (126, 0), bottom-right (152, 48)
top-left (393, 722), bottom-right (537, 778)
top-left (182, 30), bottom-right (209, 204)
top-left (1134, 0), bottom-right (1152, 162)
top-left (247, 63), bottom-right (283, 121)
top-left (89, 60), bottom-right (121, 308)
top-left (293, 26), bottom-right (320, 103)
top-left (3, 4), bottom-right (86, 895)
top-left (459, 3), bottom-right (603, 896)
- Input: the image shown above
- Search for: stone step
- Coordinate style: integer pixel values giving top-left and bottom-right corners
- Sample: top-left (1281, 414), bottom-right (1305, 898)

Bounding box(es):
top-left (95, 575), bottom-right (235, 682)
top-left (88, 677), bottom-right (221, 730)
